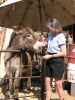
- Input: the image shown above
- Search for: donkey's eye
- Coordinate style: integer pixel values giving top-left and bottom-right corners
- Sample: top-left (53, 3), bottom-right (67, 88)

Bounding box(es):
top-left (26, 34), bottom-right (31, 37)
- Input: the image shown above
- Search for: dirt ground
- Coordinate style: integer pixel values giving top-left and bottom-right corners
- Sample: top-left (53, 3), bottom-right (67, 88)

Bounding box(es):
top-left (0, 80), bottom-right (75, 100)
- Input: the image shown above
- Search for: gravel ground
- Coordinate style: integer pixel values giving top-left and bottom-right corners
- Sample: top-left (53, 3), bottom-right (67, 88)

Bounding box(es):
top-left (0, 81), bottom-right (75, 100)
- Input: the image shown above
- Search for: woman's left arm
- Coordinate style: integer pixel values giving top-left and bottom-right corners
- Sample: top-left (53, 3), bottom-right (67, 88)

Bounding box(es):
top-left (43, 44), bottom-right (66, 60)
top-left (52, 44), bottom-right (66, 58)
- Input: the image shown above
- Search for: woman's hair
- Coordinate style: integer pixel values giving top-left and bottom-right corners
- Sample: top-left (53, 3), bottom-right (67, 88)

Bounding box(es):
top-left (46, 18), bottom-right (62, 33)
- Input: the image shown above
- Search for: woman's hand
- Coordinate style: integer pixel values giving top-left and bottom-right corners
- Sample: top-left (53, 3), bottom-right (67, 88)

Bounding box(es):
top-left (43, 54), bottom-right (52, 60)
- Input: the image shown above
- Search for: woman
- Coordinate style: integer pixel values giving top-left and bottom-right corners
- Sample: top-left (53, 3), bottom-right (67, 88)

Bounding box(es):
top-left (40, 18), bottom-right (66, 100)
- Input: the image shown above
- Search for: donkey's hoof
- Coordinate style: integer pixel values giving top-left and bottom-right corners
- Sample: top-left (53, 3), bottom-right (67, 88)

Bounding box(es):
top-left (27, 87), bottom-right (31, 91)
top-left (5, 95), bottom-right (10, 100)
top-left (13, 95), bottom-right (19, 100)
top-left (5, 90), bottom-right (10, 99)
top-left (13, 98), bottom-right (19, 100)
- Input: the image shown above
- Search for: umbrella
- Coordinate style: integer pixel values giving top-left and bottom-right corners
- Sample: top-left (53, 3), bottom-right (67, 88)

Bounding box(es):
top-left (0, 0), bottom-right (75, 32)
top-left (0, 0), bottom-right (22, 7)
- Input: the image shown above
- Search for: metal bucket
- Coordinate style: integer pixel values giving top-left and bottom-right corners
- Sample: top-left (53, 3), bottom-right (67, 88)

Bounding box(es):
top-left (67, 44), bottom-right (75, 83)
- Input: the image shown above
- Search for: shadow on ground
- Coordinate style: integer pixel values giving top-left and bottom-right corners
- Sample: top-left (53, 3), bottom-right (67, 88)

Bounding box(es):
top-left (63, 81), bottom-right (71, 95)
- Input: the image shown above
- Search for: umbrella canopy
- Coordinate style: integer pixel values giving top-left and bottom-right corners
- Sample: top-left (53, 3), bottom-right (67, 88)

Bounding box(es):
top-left (0, 0), bottom-right (22, 7)
top-left (0, 0), bottom-right (75, 32)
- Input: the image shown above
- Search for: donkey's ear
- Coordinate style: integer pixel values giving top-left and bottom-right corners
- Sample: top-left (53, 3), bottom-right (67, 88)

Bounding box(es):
top-left (8, 25), bottom-right (16, 29)
top-left (9, 25), bottom-right (23, 32)
top-left (27, 27), bottom-right (33, 34)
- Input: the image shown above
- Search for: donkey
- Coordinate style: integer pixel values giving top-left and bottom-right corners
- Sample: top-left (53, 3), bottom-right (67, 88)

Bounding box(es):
top-left (4, 26), bottom-right (42, 100)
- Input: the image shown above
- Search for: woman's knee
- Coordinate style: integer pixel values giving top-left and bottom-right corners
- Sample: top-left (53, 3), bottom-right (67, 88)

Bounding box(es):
top-left (55, 79), bottom-right (63, 89)
top-left (45, 77), bottom-right (52, 89)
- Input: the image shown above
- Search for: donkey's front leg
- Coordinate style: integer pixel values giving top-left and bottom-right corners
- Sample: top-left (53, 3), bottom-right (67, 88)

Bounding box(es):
top-left (13, 70), bottom-right (20, 99)
top-left (26, 66), bottom-right (32, 90)
top-left (5, 72), bottom-right (12, 100)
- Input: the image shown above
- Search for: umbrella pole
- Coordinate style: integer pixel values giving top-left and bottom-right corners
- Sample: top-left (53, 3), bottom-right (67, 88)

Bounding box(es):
top-left (38, 0), bottom-right (43, 34)
top-left (38, 0), bottom-right (44, 100)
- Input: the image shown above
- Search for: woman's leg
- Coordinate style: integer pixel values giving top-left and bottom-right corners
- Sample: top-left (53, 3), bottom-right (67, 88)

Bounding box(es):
top-left (45, 76), bottom-right (52, 100)
top-left (55, 78), bottom-right (64, 100)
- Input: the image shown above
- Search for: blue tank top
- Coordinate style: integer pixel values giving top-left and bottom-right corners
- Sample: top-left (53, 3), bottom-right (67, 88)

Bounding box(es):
top-left (46, 33), bottom-right (66, 53)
